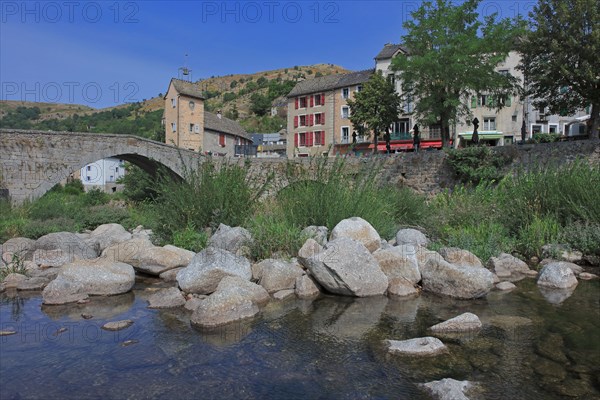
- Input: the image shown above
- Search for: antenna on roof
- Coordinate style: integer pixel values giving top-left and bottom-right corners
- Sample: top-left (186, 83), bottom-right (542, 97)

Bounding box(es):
top-left (178, 53), bottom-right (193, 81)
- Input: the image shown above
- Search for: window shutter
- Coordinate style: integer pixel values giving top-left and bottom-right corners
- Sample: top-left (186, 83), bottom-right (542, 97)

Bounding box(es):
top-left (471, 96), bottom-right (476, 108)
top-left (310, 95), bottom-right (314, 107)
top-left (321, 131), bottom-right (326, 145)
top-left (294, 116), bottom-right (298, 128)
top-left (219, 134), bottom-right (225, 146)
top-left (307, 132), bottom-right (313, 147)
top-left (295, 98), bottom-right (298, 109)
top-left (322, 113), bottom-right (325, 125)
top-left (294, 133), bottom-right (298, 147)
top-left (321, 93), bottom-right (325, 105)
top-left (309, 114), bottom-right (314, 126)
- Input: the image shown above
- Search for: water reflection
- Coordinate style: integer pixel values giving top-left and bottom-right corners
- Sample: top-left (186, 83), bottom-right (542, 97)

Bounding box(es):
top-left (537, 286), bottom-right (576, 304)
top-left (41, 292), bottom-right (135, 320)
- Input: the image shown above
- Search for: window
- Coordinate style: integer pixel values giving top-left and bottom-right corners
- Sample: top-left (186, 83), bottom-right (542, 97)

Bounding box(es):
top-left (483, 117), bottom-right (496, 131)
top-left (86, 176), bottom-right (91, 181)
top-left (342, 88), bottom-right (349, 99)
top-left (189, 123), bottom-right (194, 133)
top-left (471, 96), bottom-right (477, 108)
top-left (356, 85), bottom-right (363, 92)
top-left (404, 94), bottom-right (413, 113)
top-left (314, 93), bottom-right (324, 106)
top-left (189, 101), bottom-right (195, 110)
top-left (314, 131), bottom-right (323, 146)
top-left (549, 124), bottom-right (558, 134)
top-left (219, 133), bottom-right (226, 147)
top-left (341, 127), bottom-right (350, 143)
top-left (299, 97), bottom-right (307, 108)
top-left (171, 98), bottom-right (176, 108)
top-left (504, 136), bottom-right (513, 145)
top-left (171, 123), bottom-right (176, 132)
top-left (393, 119), bottom-right (410, 134)
top-left (341, 106), bottom-right (349, 119)
top-left (195, 124), bottom-right (200, 133)
top-left (532, 125), bottom-right (542, 135)
top-left (115, 167), bottom-right (119, 173)
top-left (299, 115), bottom-right (307, 127)
top-left (314, 113), bottom-right (325, 125)
top-left (512, 115), bottom-right (518, 122)
top-left (86, 166), bottom-right (91, 171)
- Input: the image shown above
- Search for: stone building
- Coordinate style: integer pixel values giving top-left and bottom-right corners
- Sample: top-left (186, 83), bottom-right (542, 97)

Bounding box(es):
top-left (163, 78), bottom-right (252, 156)
top-left (286, 70), bottom-right (373, 157)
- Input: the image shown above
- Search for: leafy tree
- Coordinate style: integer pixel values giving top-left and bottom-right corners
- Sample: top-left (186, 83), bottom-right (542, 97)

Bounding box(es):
top-left (347, 71), bottom-right (401, 153)
top-left (225, 103), bottom-right (239, 120)
top-left (391, 0), bottom-right (523, 147)
top-left (230, 80), bottom-right (238, 89)
top-left (250, 93), bottom-right (271, 116)
top-left (517, 0), bottom-right (599, 139)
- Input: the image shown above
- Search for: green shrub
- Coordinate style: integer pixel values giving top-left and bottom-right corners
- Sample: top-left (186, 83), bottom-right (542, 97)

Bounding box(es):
top-left (516, 215), bottom-right (561, 258)
top-left (247, 213), bottom-right (306, 260)
top-left (0, 253), bottom-right (27, 281)
top-left (531, 133), bottom-right (561, 143)
top-left (172, 225), bottom-right (208, 253)
top-left (77, 205), bottom-right (130, 230)
top-left (559, 221), bottom-right (600, 256)
top-left (64, 179), bottom-right (84, 194)
top-left (21, 217), bottom-right (79, 239)
top-left (82, 188), bottom-right (109, 206)
top-left (446, 146), bottom-right (511, 185)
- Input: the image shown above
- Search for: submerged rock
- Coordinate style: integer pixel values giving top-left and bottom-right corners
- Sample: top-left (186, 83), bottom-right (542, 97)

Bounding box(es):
top-left (102, 320), bottom-right (134, 331)
top-left (386, 337), bottom-right (447, 356)
top-left (495, 281), bottom-right (517, 291)
top-left (429, 312), bottom-right (482, 333)
top-left (421, 378), bottom-right (476, 400)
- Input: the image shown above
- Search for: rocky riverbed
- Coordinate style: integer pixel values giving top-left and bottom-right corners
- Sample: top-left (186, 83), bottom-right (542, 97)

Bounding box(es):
top-left (1, 219), bottom-right (599, 399)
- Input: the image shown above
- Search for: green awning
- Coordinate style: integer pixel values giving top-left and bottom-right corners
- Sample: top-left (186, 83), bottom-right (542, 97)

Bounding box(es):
top-left (459, 131), bottom-right (504, 140)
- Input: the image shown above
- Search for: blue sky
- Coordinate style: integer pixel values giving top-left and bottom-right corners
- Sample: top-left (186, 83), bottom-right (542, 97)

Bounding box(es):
top-left (0, 1), bottom-right (532, 108)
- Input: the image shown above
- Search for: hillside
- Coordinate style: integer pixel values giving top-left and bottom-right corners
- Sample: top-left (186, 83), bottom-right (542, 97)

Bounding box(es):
top-left (0, 63), bottom-right (350, 134)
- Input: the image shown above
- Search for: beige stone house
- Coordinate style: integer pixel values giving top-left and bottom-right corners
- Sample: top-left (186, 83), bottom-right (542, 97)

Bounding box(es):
top-left (286, 70), bottom-right (373, 157)
top-left (163, 78), bottom-right (252, 156)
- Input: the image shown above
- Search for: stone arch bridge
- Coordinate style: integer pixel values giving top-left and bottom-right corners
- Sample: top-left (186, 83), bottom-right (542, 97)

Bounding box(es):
top-left (1, 129), bottom-right (598, 204)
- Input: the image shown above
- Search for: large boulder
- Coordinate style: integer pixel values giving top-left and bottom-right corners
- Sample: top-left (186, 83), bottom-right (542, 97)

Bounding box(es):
top-left (35, 232), bottom-right (97, 260)
top-left (207, 223), bottom-right (252, 254)
top-left (32, 248), bottom-right (73, 267)
top-left (373, 245), bottom-right (421, 285)
top-left (487, 253), bottom-right (532, 279)
top-left (295, 274), bottom-right (320, 298)
top-left (439, 247), bottom-right (482, 268)
top-left (396, 228), bottom-right (429, 247)
top-left (304, 237), bottom-right (388, 297)
top-left (2, 237), bottom-right (36, 260)
top-left (176, 247), bottom-right (252, 294)
top-left (537, 262), bottom-right (579, 289)
top-left (330, 217), bottom-right (381, 253)
top-left (163, 245), bottom-right (195, 265)
top-left (85, 223), bottom-right (132, 254)
top-left (252, 258), bottom-right (304, 294)
top-left (190, 276), bottom-right (265, 328)
top-left (301, 225), bottom-right (329, 246)
top-left (42, 259), bottom-right (135, 305)
top-left (421, 257), bottom-right (494, 299)
top-left (297, 238), bottom-right (324, 268)
top-left (101, 238), bottom-right (187, 275)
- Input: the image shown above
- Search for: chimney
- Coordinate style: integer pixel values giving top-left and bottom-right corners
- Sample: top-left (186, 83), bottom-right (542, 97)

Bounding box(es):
top-left (217, 110), bottom-right (222, 119)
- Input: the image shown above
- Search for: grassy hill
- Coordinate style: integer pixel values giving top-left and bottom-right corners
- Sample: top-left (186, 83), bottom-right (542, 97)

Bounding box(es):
top-left (0, 63), bottom-right (349, 135)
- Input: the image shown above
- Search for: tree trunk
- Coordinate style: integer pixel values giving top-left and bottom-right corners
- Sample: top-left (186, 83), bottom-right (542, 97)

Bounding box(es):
top-left (590, 102), bottom-right (599, 140)
top-left (441, 118), bottom-right (450, 148)
top-left (373, 129), bottom-right (379, 155)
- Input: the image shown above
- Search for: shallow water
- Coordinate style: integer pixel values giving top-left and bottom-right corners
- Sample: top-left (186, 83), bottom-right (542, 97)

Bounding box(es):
top-left (1, 279), bottom-right (599, 399)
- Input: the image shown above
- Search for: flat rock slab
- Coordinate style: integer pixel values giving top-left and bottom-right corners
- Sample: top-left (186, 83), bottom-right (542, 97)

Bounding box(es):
top-left (16, 277), bottom-right (50, 291)
top-left (495, 281), bottom-right (517, 291)
top-left (272, 289), bottom-right (295, 300)
top-left (386, 337), bottom-right (447, 356)
top-left (102, 320), bottom-right (134, 331)
top-left (147, 287), bottom-right (186, 309)
top-left (429, 312), bottom-right (482, 333)
top-left (579, 272), bottom-right (598, 280)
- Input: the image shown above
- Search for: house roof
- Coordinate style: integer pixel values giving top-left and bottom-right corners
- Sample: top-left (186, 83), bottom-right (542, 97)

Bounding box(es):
top-left (166, 78), bottom-right (205, 99)
top-left (204, 111), bottom-right (251, 140)
top-left (374, 43), bottom-right (409, 60)
top-left (287, 69), bottom-right (374, 97)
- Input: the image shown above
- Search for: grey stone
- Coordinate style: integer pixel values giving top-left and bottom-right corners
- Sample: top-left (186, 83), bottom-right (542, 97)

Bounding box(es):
top-left (190, 277), bottom-right (262, 328)
top-left (163, 245), bottom-right (195, 265)
top-left (33, 248), bottom-right (72, 267)
top-left (184, 297), bottom-right (204, 311)
top-left (102, 238), bottom-right (188, 275)
top-left (147, 287), bottom-right (186, 308)
top-left (421, 257), bottom-right (494, 299)
top-left (272, 289), bottom-right (295, 300)
top-left (386, 337), bottom-right (447, 356)
top-left (421, 378), bottom-right (475, 400)
top-left (330, 217), bottom-right (381, 253)
top-left (496, 281), bottom-right (517, 291)
top-left (301, 225), bottom-right (329, 246)
top-left (387, 278), bottom-right (420, 297)
top-left (217, 275), bottom-right (270, 306)
top-left (487, 253), bottom-right (532, 278)
top-left (85, 223), bottom-right (132, 253)
top-left (132, 225), bottom-right (153, 240)
top-left (102, 320), bottom-right (134, 331)
top-left (294, 274), bottom-right (320, 298)
top-left (297, 238), bottom-right (324, 268)
top-left (176, 247), bottom-right (252, 294)
top-left (35, 232), bottom-right (97, 259)
top-left (207, 223), bottom-right (252, 253)
top-left (579, 272), bottom-right (598, 280)
top-left (373, 245), bottom-right (420, 285)
top-left (304, 237), bottom-right (388, 297)
top-left (252, 258), bottom-right (304, 293)
top-left (415, 248), bottom-right (442, 269)
top-left (2, 237), bottom-right (36, 260)
top-left (42, 259), bottom-right (135, 305)
top-left (395, 228), bottom-right (429, 247)
top-left (159, 267), bottom-right (184, 282)
top-left (2, 273), bottom-right (27, 288)
top-left (100, 237), bottom-right (154, 265)
top-left (537, 262), bottom-right (579, 289)
top-left (542, 244), bottom-right (583, 263)
top-left (439, 247), bottom-right (483, 268)
top-left (429, 312), bottom-right (482, 332)
top-left (16, 277), bottom-right (50, 291)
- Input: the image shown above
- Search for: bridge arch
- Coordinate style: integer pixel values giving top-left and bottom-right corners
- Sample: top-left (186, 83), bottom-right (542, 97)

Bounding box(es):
top-left (0, 129), bottom-right (202, 203)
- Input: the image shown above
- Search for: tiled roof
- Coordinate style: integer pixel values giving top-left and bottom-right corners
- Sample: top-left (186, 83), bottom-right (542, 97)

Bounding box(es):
top-left (168, 78), bottom-right (205, 99)
top-left (287, 69), bottom-right (374, 97)
top-left (374, 43), bottom-right (409, 60)
top-left (204, 112), bottom-right (250, 140)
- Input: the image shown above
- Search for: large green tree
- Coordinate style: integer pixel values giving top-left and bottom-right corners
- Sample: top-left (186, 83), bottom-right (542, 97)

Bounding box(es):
top-left (347, 71), bottom-right (401, 153)
top-left (518, 0), bottom-right (599, 139)
top-left (392, 0), bottom-right (523, 147)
